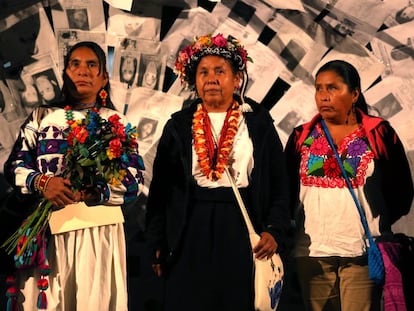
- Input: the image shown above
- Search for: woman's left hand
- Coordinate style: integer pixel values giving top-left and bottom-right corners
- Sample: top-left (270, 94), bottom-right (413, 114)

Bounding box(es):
top-left (78, 185), bottom-right (100, 206)
top-left (253, 232), bottom-right (278, 260)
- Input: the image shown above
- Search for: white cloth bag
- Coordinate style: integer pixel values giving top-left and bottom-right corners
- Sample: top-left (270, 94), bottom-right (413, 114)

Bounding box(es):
top-left (225, 166), bottom-right (284, 311)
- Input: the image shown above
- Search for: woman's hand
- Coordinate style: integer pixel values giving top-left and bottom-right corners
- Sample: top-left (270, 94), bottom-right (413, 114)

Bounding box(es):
top-left (78, 185), bottom-right (100, 206)
top-left (253, 232), bottom-right (278, 260)
top-left (152, 249), bottom-right (163, 277)
top-left (41, 176), bottom-right (77, 209)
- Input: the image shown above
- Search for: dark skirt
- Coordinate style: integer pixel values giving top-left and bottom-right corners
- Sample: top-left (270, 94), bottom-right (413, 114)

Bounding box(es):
top-left (164, 187), bottom-right (254, 311)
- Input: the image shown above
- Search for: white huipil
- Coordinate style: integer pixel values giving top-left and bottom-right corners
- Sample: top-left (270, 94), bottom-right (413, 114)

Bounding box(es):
top-left (12, 107), bottom-right (142, 311)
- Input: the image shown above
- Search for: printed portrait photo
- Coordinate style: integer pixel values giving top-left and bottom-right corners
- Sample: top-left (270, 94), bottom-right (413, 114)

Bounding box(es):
top-left (373, 93), bottom-right (403, 120)
top-left (137, 54), bottom-right (161, 90)
top-left (137, 117), bottom-right (158, 144)
top-left (228, 1), bottom-right (256, 26)
top-left (119, 55), bottom-right (138, 87)
top-left (32, 69), bottom-right (60, 105)
top-left (67, 8), bottom-right (90, 31)
top-left (278, 111), bottom-right (301, 135)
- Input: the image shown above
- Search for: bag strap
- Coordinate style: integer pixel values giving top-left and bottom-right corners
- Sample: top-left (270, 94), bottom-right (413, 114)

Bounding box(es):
top-left (209, 118), bottom-right (257, 240)
top-left (321, 119), bottom-right (376, 247)
top-left (223, 166), bottom-right (256, 236)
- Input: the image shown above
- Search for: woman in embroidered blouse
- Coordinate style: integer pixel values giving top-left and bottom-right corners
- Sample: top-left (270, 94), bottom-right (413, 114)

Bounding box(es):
top-left (284, 60), bottom-right (413, 311)
top-left (4, 41), bottom-right (144, 311)
top-left (145, 33), bottom-right (290, 311)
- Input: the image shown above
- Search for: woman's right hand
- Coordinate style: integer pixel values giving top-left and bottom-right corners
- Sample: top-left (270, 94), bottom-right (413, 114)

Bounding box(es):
top-left (152, 249), bottom-right (163, 277)
top-left (42, 176), bottom-right (77, 209)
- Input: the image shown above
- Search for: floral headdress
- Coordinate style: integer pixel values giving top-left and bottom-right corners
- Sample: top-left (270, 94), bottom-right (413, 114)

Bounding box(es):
top-left (174, 33), bottom-right (253, 89)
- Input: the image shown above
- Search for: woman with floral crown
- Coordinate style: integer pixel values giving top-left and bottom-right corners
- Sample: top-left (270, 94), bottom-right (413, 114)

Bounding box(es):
top-left (145, 33), bottom-right (290, 310)
top-left (3, 41), bottom-right (145, 310)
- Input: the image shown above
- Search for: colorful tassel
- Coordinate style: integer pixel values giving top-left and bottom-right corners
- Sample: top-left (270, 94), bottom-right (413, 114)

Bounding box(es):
top-left (36, 291), bottom-right (47, 309)
top-left (36, 264), bottom-right (50, 309)
top-left (5, 275), bottom-right (18, 311)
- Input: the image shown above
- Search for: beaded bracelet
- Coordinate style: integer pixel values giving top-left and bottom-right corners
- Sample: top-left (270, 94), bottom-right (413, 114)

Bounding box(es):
top-left (35, 174), bottom-right (52, 193)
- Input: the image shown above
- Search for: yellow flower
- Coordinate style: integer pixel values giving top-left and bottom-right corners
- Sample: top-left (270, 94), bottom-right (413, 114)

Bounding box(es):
top-left (107, 148), bottom-right (114, 160)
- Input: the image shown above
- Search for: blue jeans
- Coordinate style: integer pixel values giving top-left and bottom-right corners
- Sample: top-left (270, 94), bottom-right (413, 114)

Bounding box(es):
top-left (295, 256), bottom-right (382, 311)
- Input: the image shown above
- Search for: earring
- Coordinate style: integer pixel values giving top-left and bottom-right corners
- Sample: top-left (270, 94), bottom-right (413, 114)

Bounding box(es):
top-left (234, 85), bottom-right (240, 95)
top-left (345, 110), bottom-right (351, 125)
top-left (99, 89), bottom-right (108, 106)
top-left (345, 103), bottom-right (356, 125)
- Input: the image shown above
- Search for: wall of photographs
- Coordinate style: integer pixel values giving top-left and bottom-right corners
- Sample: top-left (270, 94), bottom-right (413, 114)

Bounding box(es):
top-left (1, 0), bottom-right (413, 235)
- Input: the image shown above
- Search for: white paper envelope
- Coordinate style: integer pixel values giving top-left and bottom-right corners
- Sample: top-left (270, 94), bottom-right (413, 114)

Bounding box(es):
top-left (49, 202), bottom-right (124, 234)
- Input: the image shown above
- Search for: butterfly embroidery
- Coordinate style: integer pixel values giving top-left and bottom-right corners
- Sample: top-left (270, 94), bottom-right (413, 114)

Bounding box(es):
top-left (40, 157), bottom-right (59, 174)
top-left (39, 125), bottom-right (65, 139)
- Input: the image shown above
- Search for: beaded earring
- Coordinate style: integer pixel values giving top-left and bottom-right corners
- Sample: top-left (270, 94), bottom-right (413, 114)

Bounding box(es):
top-left (99, 89), bottom-right (108, 107)
top-left (345, 103), bottom-right (356, 125)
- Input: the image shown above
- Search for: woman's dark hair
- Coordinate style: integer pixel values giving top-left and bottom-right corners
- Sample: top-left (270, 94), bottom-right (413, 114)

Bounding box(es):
top-left (60, 41), bottom-right (115, 109)
top-left (0, 87), bottom-right (5, 112)
top-left (315, 59), bottom-right (368, 114)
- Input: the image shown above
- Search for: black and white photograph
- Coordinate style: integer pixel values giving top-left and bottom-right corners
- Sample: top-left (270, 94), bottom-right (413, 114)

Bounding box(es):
top-left (119, 55), bottom-right (138, 87)
top-left (67, 8), bottom-right (90, 31)
top-left (373, 92), bottom-right (403, 120)
top-left (228, 1), bottom-right (256, 26)
top-left (18, 79), bottom-right (42, 110)
top-left (277, 110), bottom-right (301, 135)
top-left (137, 54), bottom-right (161, 90)
top-left (137, 117), bottom-right (158, 144)
top-left (279, 40), bottom-right (307, 71)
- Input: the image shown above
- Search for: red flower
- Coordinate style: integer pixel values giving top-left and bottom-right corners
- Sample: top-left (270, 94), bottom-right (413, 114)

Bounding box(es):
top-left (73, 126), bottom-right (88, 143)
top-left (114, 124), bottom-right (126, 141)
top-left (108, 114), bottom-right (121, 124)
top-left (109, 138), bottom-right (122, 158)
top-left (323, 157), bottom-right (341, 178)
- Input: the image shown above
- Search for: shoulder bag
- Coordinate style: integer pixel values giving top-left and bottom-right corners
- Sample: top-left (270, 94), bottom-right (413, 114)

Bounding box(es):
top-left (321, 119), bottom-right (384, 285)
top-left (210, 121), bottom-right (284, 310)
top-left (224, 166), bottom-right (284, 310)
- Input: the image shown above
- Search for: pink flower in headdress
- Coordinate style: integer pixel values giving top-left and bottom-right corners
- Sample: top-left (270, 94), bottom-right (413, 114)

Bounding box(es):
top-left (176, 51), bottom-right (187, 67)
top-left (237, 47), bottom-right (248, 63)
top-left (212, 33), bottom-right (227, 47)
top-left (181, 45), bottom-right (193, 58)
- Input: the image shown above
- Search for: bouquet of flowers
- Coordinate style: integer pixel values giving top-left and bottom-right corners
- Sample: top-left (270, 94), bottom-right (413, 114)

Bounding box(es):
top-left (1, 107), bottom-right (141, 268)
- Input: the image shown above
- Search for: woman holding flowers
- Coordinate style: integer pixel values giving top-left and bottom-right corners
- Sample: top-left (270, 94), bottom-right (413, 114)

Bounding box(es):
top-left (3, 41), bottom-right (144, 310)
top-left (145, 33), bottom-right (290, 310)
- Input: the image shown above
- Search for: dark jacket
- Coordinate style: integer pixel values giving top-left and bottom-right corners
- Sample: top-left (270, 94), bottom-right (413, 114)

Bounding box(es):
top-left (145, 97), bottom-right (291, 264)
top-left (285, 109), bottom-right (413, 232)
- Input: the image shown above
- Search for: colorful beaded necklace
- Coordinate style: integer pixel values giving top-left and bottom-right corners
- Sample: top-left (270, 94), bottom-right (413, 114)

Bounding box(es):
top-left (64, 104), bottom-right (98, 125)
top-left (193, 101), bottom-right (241, 181)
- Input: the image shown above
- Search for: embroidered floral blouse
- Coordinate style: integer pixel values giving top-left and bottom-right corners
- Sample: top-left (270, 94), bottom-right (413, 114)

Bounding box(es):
top-left (294, 123), bottom-right (380, 257)
top-left (285, 110), bottom-right (413, 258)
